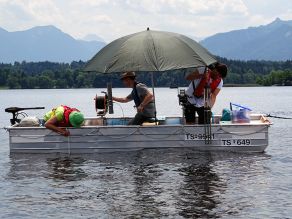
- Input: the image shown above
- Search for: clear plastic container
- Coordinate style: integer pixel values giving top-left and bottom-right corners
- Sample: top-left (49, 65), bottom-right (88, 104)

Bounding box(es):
top-left (232, 109), bottom-right (250, 123)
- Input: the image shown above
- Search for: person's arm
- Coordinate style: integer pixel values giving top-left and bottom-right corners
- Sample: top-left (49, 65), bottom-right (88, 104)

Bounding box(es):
top-left (137, 91), bottom-right (154, 112)
top-left (45, 116), bottom-right (70, 136)
top-left (112, 96), bottom-right (131, 103)
top-left (210, 88), bottom-right (221, 108)
top-left (185, 69), bottom-right (203, 81)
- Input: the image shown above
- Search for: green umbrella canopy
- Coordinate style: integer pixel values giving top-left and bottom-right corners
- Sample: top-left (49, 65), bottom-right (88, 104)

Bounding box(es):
top-left (84, 29), bottom-right (217, 73)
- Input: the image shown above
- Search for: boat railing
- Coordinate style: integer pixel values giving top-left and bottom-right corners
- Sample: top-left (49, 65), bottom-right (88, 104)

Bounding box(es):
top-left (82, 115), bottom-right (271, 127)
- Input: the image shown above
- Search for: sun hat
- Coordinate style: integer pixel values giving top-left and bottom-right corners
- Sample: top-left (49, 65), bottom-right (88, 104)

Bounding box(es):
top-left (120, 71), bottom-right (136, 80)
top-left (69, 111), bottom-right (84, 127)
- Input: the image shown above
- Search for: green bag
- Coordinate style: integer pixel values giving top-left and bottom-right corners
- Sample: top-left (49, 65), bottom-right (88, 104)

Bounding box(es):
top-left (221, 108), bottom-right (231, 121)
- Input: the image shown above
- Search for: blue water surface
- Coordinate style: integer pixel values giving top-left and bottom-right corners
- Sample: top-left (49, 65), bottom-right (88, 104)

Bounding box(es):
top-left (0, 87), bottom-right (291, 218)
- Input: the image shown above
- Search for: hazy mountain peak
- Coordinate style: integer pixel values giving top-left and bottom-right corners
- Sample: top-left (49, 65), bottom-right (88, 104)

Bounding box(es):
top-left (187, 35), bottom-right (203, 42)
top-left (82, 34), bottom-right (106, 43)
top-left (0, 25), bottom-right (106, 63)
top-left (0, 27), bottom-right (8, 33)
top-left (32, 25), bottom-right (59, 29)
top-left (266, 17), bottom-right (292, 29)
top-left (268, 17), bottom-right (283, 26)
top-left (201, 18), bottom-right (292, 61)
top-left (28, 25), bottom-right (65, 34)
top-left (273, 17), bottom-right (282, 23)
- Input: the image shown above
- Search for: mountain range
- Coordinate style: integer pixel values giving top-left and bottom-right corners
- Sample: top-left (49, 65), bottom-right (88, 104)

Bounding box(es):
top-left (0, 18), bottom-right (292, 63)
top-left (0, 25), bottom-right (106, 63)
top-left (200, 18), bottom-right (292, 61)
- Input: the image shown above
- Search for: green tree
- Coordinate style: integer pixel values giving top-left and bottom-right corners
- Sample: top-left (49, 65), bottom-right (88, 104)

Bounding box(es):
top-left (42, 70), bottom-right (55, 79)
top-left (38, 75), bottom-right (54, 89)
top-left (26, 77), bottom-right (38, 88)
top-left (225, 73), bottom-right (242, 84)
top-left (7, 75), bottom-right (21, 89)
top-left (55, 79), bottom-right (68, 88)
top-left (76, 74), bottom-right (85, 88)
top-left (243, 69), bottom-right (257, 84)
top-left (0, 69), bottom-right (8, 86)
top-left (64, 69), bottom-right (74, 88)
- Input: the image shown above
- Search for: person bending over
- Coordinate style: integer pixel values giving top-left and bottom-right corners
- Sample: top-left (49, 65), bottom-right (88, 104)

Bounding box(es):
top-left (184, 63), bottom-right (228, 124)
top-left (44, 105), bottom-right (84, 136)
top-left (113, 71), bottom-right (155, 125)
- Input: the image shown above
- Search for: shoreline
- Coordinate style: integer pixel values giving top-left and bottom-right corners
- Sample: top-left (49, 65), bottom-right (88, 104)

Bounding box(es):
top-left (1, 85), bottom-right (292, 90)
top-left (223, 84), bottom-right (261, 87)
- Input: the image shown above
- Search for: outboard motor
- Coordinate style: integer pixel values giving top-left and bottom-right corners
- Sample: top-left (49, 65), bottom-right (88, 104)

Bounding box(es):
top-left (5, 107), bottom-right (45, 125)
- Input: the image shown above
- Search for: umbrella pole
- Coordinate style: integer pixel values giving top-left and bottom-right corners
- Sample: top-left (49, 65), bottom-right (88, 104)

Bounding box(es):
top-left (107, 82), bottom-right (114, 114)
top-left (151, 72), bottom-right (158, 125)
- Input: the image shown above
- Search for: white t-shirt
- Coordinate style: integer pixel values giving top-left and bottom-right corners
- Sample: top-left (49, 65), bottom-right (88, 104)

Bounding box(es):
top-left (185, 67), bottom-right (223, 107)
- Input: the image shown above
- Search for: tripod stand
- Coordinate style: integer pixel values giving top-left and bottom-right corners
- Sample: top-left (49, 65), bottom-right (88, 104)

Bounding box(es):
top-left (204, 85), bottom-right (212, 144)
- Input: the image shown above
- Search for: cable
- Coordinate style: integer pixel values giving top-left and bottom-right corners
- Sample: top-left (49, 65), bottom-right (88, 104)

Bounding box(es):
top-left (67, 130), bottom-right (71, 155)
top-left (266, 114), bottom-right (292, 120)
top-left (113, 101), bottom-right (125, 118)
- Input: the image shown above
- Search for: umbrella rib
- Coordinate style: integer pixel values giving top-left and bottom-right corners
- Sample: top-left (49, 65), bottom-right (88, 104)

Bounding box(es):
top-left (147, 31), bottom-right (160, 71)
top-left (173, 35), bottom-right (216, 67)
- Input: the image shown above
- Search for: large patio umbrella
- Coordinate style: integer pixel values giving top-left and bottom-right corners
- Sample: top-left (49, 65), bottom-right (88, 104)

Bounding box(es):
top-left (84, 28), bottom-right (217, 73)
top-left (84, 29), bottom-right (217, 130)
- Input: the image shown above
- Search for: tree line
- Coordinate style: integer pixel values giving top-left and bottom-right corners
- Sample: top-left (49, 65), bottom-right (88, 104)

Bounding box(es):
top-left (0, 59), bottom-right (292, 89)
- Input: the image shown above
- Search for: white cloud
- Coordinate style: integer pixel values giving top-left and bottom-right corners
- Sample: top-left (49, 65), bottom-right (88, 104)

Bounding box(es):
top-left (73, 0), bottom-right (109, 7)
top-left (0, 0), bottom-right (291, 42)
top-left (281, 9), bottom-right (292, 20)
top-left (119, 0), bottom-right (248, 16)
top-left (26, 1), bottom-right (64, 23)
top-left (0, 0), bottom-right (64, 31)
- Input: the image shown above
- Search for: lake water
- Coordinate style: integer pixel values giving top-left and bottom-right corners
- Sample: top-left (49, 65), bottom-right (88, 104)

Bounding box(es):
top-left (0, 87), bottom-right (292, 218)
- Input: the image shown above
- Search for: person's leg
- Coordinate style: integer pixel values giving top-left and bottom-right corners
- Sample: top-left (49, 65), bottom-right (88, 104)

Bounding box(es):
top-left (196, 106), bottom-right (206, 124)
top-left (184, 104), bottom-right (196, 124)
top-left (128, 112), bottom-right (148, 125)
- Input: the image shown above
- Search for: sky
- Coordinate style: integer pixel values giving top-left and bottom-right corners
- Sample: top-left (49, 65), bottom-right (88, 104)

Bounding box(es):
top-left (0, 0), bottom-right (292, 42)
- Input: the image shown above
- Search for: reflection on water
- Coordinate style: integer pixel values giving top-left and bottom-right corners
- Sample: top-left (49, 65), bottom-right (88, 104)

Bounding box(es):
top-left (176, 157), bottom-right (224, 218)
top-left (1, 87), bottom-right (292, 218)
top-left (4, 150), bottom-right (272, 218)
top-left (46, 157), bottom-right (88, 181)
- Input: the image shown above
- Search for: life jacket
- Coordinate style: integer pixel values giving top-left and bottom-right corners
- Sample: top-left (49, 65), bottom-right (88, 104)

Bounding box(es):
top-left (133, 82), bottom-right (142, 107)
top-left (193, 69), bottom-right (222, 98)
top-left (58, 105), bottom-right (79, 127)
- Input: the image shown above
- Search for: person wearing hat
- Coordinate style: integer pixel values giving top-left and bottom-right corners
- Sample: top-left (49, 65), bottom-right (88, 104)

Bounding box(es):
top-left (44, 105), bottom-right (84, 136)
top-left (184, 63), bottom-right (228, 124)
top-left (113, 71), bottom-right (155, 125)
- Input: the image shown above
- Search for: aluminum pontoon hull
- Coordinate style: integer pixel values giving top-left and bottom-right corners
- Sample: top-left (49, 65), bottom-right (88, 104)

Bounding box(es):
top-left (6, 115), bottom-right (271, 153)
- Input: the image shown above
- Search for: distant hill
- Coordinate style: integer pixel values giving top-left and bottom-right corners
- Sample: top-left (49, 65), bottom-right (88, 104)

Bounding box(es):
top-left (82, 34), bottom-right (106, 43)
top-left (200, 18), bottom-right (292, 61)
top-left (2, 19), bottom-right (292, 63)
top-left (0, 25), bottom-right (106, 63)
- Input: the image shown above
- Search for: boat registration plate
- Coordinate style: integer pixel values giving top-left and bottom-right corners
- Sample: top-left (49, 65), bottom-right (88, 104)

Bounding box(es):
top-left (221, 139), bottom-right (251, 146)
top-left (185, 133), bottom-right (215, 140)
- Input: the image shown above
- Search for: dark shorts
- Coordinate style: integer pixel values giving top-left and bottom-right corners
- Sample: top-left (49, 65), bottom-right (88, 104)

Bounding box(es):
top-left (184, 104), bottom-right (210, 124)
